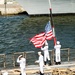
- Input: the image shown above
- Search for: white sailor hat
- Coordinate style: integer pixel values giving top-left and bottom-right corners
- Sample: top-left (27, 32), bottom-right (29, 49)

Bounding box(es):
top-left (57, 41), bottom-right (60, 44)
top-left (38, 51), bottom-right (41, 54)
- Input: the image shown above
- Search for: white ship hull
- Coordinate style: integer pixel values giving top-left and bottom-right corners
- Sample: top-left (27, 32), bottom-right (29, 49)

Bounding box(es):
top-left (16, 0), bottom-right (75, 15)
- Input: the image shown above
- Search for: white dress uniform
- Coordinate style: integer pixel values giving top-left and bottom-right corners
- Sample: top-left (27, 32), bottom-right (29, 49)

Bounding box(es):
top-left (17, 55), bottom-right (26, 75)
top-left (35, 52), bottom-right (44, 74)
top-left (54, 41), bottom-right (61, 64)
top-left (2, 72), bottom-right (8, 75)
top-left (41, 45), bottom-right (50, 61)
top-left (41, 41), bottom-right (51, 65)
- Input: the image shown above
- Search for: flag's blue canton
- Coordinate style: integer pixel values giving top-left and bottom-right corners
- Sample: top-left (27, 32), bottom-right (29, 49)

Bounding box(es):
top-left (45, 21), bottom-right (54, 40)
top-left (45, 21), bottom-right (52, 33)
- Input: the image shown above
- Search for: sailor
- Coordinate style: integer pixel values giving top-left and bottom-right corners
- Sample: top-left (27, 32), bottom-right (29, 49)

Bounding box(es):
top-left (2, 71), bottom-right (8, 75)
top-left (17, 55), bottom-right (26, 75)
top-left (54, 41), bottom-right (61, 65)
top-left (35, 51), bottom-right (44, 75)
top-left (41, 40), bottom-right (51, 66)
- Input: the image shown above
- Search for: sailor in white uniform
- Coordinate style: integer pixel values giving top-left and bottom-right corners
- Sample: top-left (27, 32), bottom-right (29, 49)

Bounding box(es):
top-left (2, 71), bottom-right (8, 75)
top-left (17, 55), bottom-right (26, 75)
top-left (35, 52), bottom-right (44, 75)
top-left (41, 40), bottom-right (51, 65)
top-left (54, 41), bottom-right (61, 65)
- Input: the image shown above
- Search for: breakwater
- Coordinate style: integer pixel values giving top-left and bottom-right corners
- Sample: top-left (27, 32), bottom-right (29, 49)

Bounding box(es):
top-left (0, 4), bottom-right (25, 15)
top-left (0, 48), bottom-right (75, 69)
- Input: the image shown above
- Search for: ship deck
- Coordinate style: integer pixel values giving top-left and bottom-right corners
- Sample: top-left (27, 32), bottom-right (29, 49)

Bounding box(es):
top-left (1, 61), bottom-right (75, 75)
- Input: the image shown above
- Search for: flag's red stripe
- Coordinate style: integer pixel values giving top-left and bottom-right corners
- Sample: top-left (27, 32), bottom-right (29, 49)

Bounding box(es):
top-left (30, 33), bottom-right (46, 48)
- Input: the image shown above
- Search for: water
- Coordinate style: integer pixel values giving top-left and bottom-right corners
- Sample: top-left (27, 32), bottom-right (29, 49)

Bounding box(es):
top-left (0, 15), bottom-right (75, 55)
top-left (0, 15), bottom-right (28, 54)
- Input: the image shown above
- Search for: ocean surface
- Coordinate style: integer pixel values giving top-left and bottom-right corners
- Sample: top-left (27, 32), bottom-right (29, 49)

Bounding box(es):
top-left (0, 15), bottom-right (75, 68)
top-left (0, 15), bottom-right (75, 54)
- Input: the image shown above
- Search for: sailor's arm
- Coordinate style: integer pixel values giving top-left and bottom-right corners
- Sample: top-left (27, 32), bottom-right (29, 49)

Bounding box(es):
top-left (17, 55), bottom-right (22, 63)
top-left (35, 59), bottom-right (39, 63)
top-left (41, 46), bottom-right (48, 51)
top-left (41, 47), bottom-right (45, 51)
top-left (17, 57), bottom-right (20, 63)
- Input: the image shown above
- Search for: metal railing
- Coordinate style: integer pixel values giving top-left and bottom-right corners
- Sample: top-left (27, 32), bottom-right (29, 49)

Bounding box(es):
top-left (0, 48), bottom-right (75, 69)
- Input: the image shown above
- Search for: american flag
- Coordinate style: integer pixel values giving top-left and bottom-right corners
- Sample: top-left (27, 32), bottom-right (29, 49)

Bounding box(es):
top-left (45, 21), bottom-right (54, 40)
top-left (30, 32), bottom-right (46, 48)
top-left (30, 21), bottom-right (54, 48)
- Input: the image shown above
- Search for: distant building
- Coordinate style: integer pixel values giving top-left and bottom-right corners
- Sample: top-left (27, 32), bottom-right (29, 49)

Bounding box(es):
top-left (0, 0), bottom-right (13, 4)
top-left (0, 0), bottom-right (4, 4)
top-left (7, 0), bottom-right (13, 4)
top-left (7, 2), bottom-right (13, 4)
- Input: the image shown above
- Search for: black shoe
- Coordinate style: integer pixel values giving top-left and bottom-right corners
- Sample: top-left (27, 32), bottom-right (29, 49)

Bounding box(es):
top-left (58, 62), bottom-right (61, 65)
top-left (40, 72), bottom-right (44, 75)
top-left (48, 60), bottom-right (51, 66)
top-left (55, 62), bottom-right (58, 65)
top-left (20, 73), bottom-right (21, 75)
top-left (44, 61), bottom-right (46, 65)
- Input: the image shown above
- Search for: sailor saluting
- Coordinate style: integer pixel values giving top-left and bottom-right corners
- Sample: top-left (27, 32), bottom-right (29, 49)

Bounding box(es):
top-left (17, 55), bottom-right (26, 75)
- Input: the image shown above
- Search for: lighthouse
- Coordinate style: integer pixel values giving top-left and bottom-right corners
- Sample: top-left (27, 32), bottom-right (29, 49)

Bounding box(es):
top-left (0, 0), bottom-right (4, 4)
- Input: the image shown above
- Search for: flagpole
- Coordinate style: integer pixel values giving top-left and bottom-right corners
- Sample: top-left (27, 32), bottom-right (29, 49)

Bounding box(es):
top-left (4, 0), bottom-right (7, 15)
top-left (48, 0), bottom-right (56, 45)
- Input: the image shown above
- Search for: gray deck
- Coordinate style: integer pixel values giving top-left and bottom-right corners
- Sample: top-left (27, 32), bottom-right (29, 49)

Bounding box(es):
top-left (1, 61), bottom-right (75, 75)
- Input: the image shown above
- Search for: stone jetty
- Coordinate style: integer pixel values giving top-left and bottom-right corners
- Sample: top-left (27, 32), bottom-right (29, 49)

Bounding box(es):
top-left (0, 4), bottom-right (25, 15)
